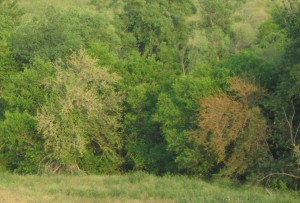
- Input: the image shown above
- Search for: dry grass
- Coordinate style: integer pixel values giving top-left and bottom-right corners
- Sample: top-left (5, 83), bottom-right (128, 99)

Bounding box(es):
top-left (0, 189), bottom-right (27, 203)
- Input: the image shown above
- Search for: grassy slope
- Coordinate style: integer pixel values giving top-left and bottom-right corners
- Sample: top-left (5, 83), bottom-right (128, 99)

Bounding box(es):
top-left (19, 0), bottom-right (91, 10)
top-left (18, 0), bottom-right (93, 18)
top-left (0, 172), bottom-right (299, 203)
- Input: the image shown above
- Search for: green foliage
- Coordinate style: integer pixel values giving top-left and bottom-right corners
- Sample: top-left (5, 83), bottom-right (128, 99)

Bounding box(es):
top-left (1, 59), bottom-right (53, 113)
top-left (119, 0), bottom-right (196, 74)
top-left (11, 7), bottom-right (120, 64)
top-left (0, 0), bottom-right (24, 117)
top-left (206, 27), bottom-right (231, 61)
top-left (1, 0), bottom-right (300, 190)
top-left (0, 0), bottom-right (23, 40)
top-left (241, 2), bottom-right (300, 188)
top-left (0, 111), bottom-right (43, 173)
top-left (36, 50), bottom-right (124, 173)
top-left (219, 51), bottom-right (278, 88)
top-left (232, 22), bottom-right (256, 51)
top-left (0, 59), bottom-right (53, 173)
top-left (198, 0), bottom-right (246, 31)
top-left (116, 52), bottom-right (176, 173)
top-left (154, 68), bottom-right (221, 173)
top-left (90, 0), bottom-right (124, 13)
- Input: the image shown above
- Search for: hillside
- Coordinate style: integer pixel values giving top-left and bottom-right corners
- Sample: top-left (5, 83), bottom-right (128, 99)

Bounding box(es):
top-left (1, 0), bottom-right (300, 195)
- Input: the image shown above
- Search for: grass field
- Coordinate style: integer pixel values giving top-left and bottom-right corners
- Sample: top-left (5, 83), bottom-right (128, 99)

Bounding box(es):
top-left (0, 172), bottom-right (299, 203)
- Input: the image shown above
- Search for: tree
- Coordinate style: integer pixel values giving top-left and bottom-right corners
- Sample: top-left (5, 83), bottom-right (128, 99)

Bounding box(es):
top-left (206, 27), bottom-right (231, 61)
top-left (0, 59), bottom-right (52, 173)
top-left (245, 1), bottom-right (300, 188)
top-left (11, 7), bottom-right (120, 64)
top-left (232, 22), bottom-right (256, 51)
top-left (0, 0), bottom-right (23, 117)
top-left (198, 0), bottom-right (245, 31)
top-left (115, 52), bottom-right (176, 174)
top-left (154, 67), bottom-right (221, 174)
top-left (119, 0), bottom-right (195, 74)
top-left (0, 111), bottom-right (43, 173)
top-left (36, 50), bottom-right (124, 173)
top-left (195, 77), bottom-right (271, 177)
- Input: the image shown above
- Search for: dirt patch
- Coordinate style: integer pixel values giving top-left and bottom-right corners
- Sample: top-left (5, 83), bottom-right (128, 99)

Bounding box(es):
top-left (0, 189), bottom-right (27, 203)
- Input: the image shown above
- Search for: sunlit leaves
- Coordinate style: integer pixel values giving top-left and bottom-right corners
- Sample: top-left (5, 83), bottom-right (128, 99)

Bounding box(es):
top-left (36, 50), bottom-right (124, 172)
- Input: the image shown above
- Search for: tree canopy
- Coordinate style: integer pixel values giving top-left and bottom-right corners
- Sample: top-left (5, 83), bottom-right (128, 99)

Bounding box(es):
top-left (0, 0), bottom-right (299, 190)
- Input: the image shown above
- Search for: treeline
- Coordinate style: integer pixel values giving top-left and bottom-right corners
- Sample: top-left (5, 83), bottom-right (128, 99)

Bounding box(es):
top-left (0, 0), bottom-right (299, 189)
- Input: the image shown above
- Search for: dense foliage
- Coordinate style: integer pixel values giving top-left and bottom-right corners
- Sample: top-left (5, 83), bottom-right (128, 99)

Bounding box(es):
top-left (0, 0), bottom-right (299, 190)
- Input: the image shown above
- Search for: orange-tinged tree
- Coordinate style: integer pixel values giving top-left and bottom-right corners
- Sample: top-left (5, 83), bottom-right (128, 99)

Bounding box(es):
top-left (196, 77), bottom-right (271, 177)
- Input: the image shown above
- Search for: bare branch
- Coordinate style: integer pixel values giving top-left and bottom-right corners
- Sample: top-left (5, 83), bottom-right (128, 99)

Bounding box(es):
top-left (283, 100), bottom-right (299, 146)
top-left (257, 172), bottom-right (300, 184)
top-left (283, 108), bottom-right (294, 144)
top-left (295, 124), bottom-right (300, 145)
top-left (290, 99), bottom-right (296, 126)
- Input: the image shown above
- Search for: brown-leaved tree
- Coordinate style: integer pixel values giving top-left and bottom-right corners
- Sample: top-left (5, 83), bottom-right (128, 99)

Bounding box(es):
top-left (195, 77), bottom-right (271, 177)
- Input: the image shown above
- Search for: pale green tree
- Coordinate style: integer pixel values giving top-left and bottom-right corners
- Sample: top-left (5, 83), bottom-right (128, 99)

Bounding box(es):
top-left (36, 50), bottom-right (124, 173)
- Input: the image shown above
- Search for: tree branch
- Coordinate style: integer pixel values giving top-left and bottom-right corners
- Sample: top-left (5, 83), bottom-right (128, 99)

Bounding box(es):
top-left (257, 172), bottom-right (300, 184)
top-left (295, 123), bottom-right (300, 145)
top-left (283, 108), bottom-right (294, 144)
